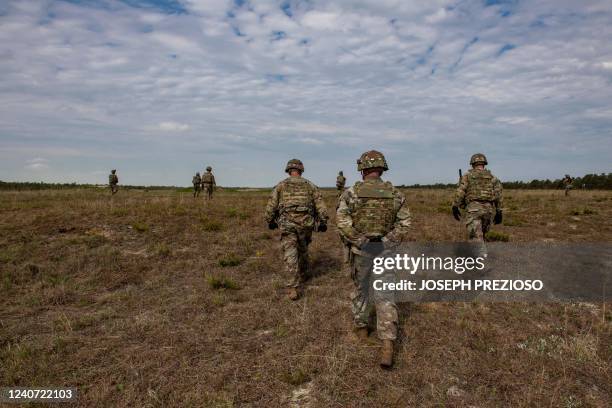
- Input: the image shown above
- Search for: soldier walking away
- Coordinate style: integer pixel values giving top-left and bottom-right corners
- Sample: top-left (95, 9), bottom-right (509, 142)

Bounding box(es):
top-left (562, 174), bottom-right (573, 196)
top-left (452, 153), bottom-right (503, 242)
top-left (109, 169), bottom-right (119, 195)
top-left (192, 172), bottom-right (202, 198)
top-left (201, 166), bottom-right (216, 200)
top-left (264, 159), bottom-right (329, 301)
top-left (336, 171), bottom-right (346, 197)
top-left (337, 170), bottom-right (351, 265)
top-left (337, 150), bottom-right (412, 368)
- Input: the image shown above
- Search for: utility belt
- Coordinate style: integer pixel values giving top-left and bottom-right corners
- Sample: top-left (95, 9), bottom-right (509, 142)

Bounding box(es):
top-left (279, 205), bottom-right (314, 215)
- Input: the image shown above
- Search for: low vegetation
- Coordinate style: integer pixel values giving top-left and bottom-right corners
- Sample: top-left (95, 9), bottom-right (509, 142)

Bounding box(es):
top-left (0, 188), bottom-right (610, 406)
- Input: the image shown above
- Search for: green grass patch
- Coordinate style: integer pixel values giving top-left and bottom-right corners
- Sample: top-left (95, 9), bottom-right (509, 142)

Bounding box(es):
top-left (218, 254), bottom-right (242, 267)
top-left (201, 218), bottom-right (223, 232)
top-left (131, 222), bottom-right (149, 233)
top-left (152, 243), bottom-right (171, 258)
top-left (207, 275), bottom-right (240, 290)
top-left (111, 208), bottom-right (129, 217)
top-left (485, 230), bottom-right (510, 242)
top-left (569, 207), bottom-right (597, 216)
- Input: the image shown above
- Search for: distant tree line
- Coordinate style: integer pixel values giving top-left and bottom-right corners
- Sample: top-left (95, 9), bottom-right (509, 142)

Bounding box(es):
top-left (400, 173), bottom-right (612, 190)
top-left (0, 181), bottom-right (178, 191)
top-left (2, 173), bottom-right (612, 190)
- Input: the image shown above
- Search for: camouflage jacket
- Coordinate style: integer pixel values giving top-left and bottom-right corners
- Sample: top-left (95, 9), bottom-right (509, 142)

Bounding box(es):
top-left (453, 168), bottom-right (503, 209)
top-left (201, 172), bottom-right (215, 185)
top-left (336, 177), bottom-right (411, 245)
top-left (192, 175), bottom-right (201, 186)
top-left (109, 174), bottom-right (118, 185)
top-left (264, 176), bottom-right (329, 230)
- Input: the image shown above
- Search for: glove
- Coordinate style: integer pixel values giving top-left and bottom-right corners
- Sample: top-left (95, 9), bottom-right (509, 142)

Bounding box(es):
top-left (268, 221), bottom-right (278, 230)
top-left (317, 222), bottom-right (327, 232)
top-left (452, 206), bottom-right (461, 221)
top-left (494, 210), bottom-right (503, 225)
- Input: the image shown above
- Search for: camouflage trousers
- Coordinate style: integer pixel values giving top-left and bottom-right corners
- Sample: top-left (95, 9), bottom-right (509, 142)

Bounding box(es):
top-left (110, 184), bottom-right (118, 194)
top-left (193, 184), bottom-right (201, 197)
top-left (280, 228), bottom-right (312, 289)
top-left (351, 249), bottom-right (398, 341)
top-left (202, 184), bottom-right (213, 199)
top-left (463, 201), bottom-right (495, 242)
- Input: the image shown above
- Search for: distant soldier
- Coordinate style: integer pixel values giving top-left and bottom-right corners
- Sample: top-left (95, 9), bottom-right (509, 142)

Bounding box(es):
top-left (337, 150), bottom-right (411, 368)
top-left (201, 166), bottom-right (216, 199)
top-left (264, 159), bottom-right (329, 301)
top-left (192, 172), bottom-right (202, 198)
top-left (336, 171), bottom-right (346, 197)
top-left (452, 153), bottom-right (503, 242)
top-left (562, 174), bottom-right (573, 196)
top-left (109, 169), bottom-right (119, 195)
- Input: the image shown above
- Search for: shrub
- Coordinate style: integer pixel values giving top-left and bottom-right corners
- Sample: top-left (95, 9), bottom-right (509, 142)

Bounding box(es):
top-left (207, 275), bottom-right (240, 290)
top-left (201, 218), bottom-right (223, 232)
top-left (218, 254), bottom-right (242, 267)
top-left (485, 231), bottom-right (510, 242)
top-left (153, 243), bottom-right (171, 258)
top-left (131, 222), bottom-right (149, 233)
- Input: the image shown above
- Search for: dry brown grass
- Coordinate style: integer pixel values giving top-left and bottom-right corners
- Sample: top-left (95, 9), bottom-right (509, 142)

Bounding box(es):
top-left (0, 188), bottom-right (610, 407)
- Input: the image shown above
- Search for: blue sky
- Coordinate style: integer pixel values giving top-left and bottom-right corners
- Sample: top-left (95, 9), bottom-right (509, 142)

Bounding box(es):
top-left (1, 0), bottom-right (611, 187)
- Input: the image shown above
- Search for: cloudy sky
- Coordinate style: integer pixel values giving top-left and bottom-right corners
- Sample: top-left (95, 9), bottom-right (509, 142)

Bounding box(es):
top-left (1, 0), bottom-right (611, 187)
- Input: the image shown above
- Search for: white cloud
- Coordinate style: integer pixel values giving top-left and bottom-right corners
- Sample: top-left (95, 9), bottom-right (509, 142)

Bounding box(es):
top-left (0, 0), bottom-right (611, 186)
top-left (157, 121), bottom-right (191, 132)
top-left (495, 116), bottom-right (532, 125)
top-left (25, 157), bottom-right (49, 170)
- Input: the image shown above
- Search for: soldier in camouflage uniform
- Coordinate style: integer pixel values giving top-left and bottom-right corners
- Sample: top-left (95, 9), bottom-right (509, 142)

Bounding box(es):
top-left (192, 172), bottom-right (202, 198)
top-left (264, 159), bottom-right (329, 301)
top-left (109, 169), bottom-right (119, 195)
top-left (336, 171), bottom-right (351, 265)
top-left (201, 166), bottom-right (216, 200)
top-left (562, 174), bottom-right (573, 196)
top-left (336, 171), bottom-right (346, 197)
top-left (452, 153), bottom-right (503, 242)
top-left (337, 150), bottom-right (412, 368)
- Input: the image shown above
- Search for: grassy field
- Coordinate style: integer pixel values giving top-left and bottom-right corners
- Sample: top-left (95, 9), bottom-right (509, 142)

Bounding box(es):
top-left (0, 188), bottom-right (610, 407)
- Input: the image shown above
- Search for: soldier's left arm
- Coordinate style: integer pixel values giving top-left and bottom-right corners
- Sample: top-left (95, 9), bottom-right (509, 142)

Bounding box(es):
top-left (312, 184), bottom-right (329, 223)
top-left (212, 175), bottom-right (216, 186)
top-left (384, 190), bottom-right (412, 243)
top-left (264, 185), bottom-right (280, 224)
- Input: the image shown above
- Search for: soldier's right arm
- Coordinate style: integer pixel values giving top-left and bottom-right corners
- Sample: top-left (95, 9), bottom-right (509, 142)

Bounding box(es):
top-left (336, 189), bottom-right (365, 245)
top-left (264, 184), bottom-right (281, 223)
top-left (452, 174), bottom-right (468, 207)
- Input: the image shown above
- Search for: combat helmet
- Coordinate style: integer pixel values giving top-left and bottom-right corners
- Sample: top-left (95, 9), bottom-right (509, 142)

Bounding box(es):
top-left (339, 171), bottom-right (343, 175)
top-left (196, 172), bottom-right (200, 176)
top-left (206, 166), bottom-right (212, 171)
top-left (285, 159), bottom-right (304, 173)
top-left (111, 169), bottom-right (116, 174)
top-left (470, 153), bottom-right (488, 166)
top-left (357, 150), bottom-right (388, 171)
